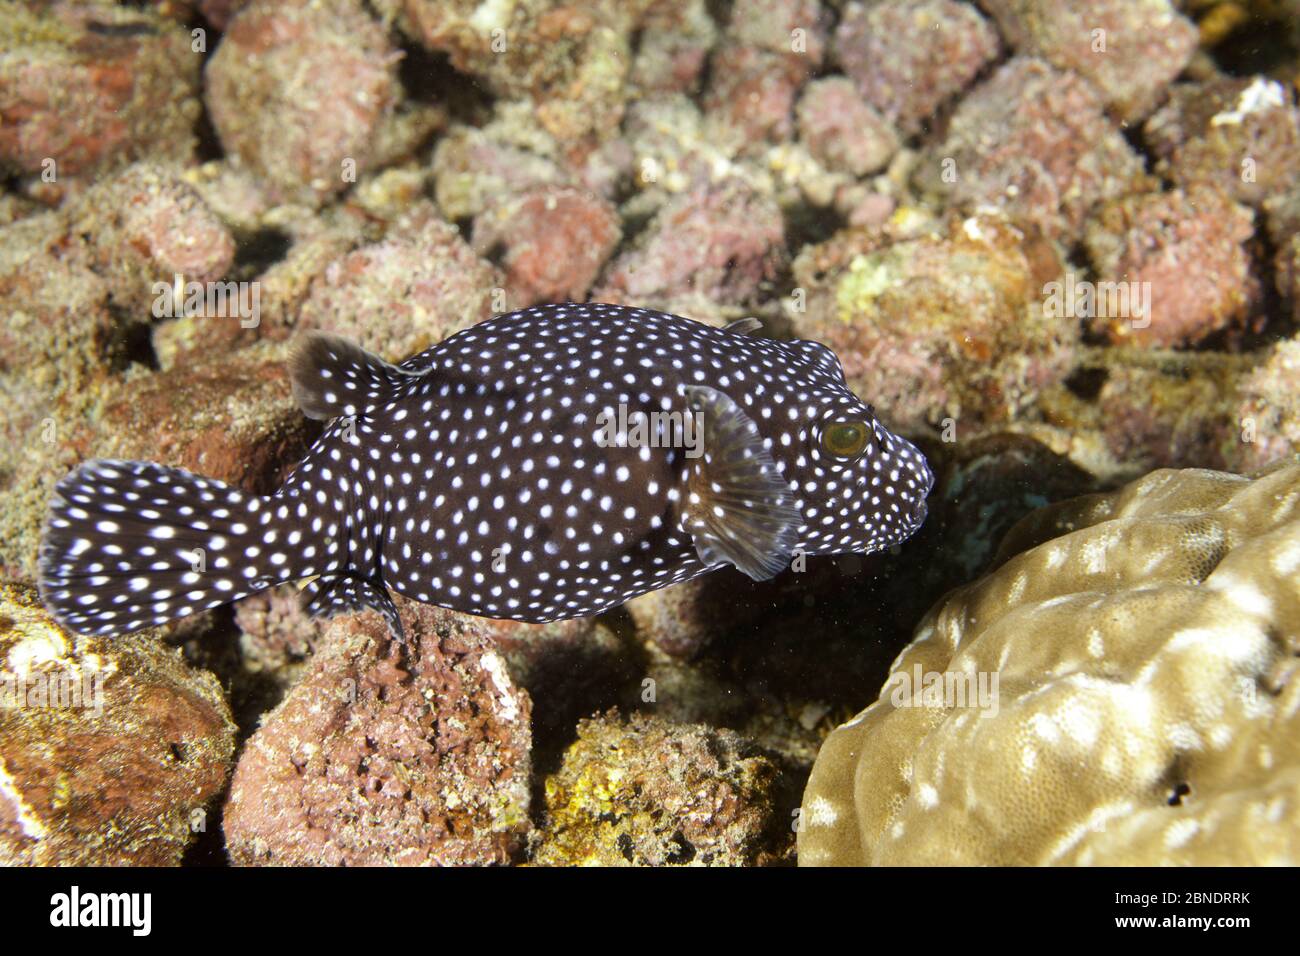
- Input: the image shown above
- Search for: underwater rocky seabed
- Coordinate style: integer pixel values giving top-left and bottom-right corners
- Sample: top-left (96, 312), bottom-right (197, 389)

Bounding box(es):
top-left (0, 0), bottom-right (1299, 866)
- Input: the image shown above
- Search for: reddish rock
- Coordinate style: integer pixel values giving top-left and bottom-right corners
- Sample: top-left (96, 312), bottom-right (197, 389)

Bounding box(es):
top-left (1082, 186), bottom-right (1260, 347)
top-left (624, 577), bottom-right (716, 659)
top-left (232, 585), bottom-right (326, 692)
top-left (729, 0), bottom-right (829, 66)
top-left (788, 210), bottom-right (1073, 432)
top-left (232, 588), bottom-right (631, 741)
top-left (473, 185), bottom-right (622, 306)
top-left (1235, 337), bottom-right (1300, 471)
top-left (432, 123), bottom-right (568, 222)
top-left (703, 44), bottom-right (804, 153)
top-left (533, 711), bottom-right (797, 866)
top-left (597, 176), bottom-right (786, 313)
top-left (702, 0), bottom-right (827, 154)
top-left (621, 94), bottom-right (716, 193)
top-left (205, 0), bottom-right (404, 203)
top-left (983, 0), bottom-right (1197, 122)
top-left (223, 597), bottom-right (533, 866)
top-left (380, 0), bottom-right (643, 145)
top-left (0, 225), bottom-right (115, 578)
top-left (630, 0), bottom-right (718, 94)
top-left (0, 3), bottom-right (201, 178)
top-left (225, 214), bottom-right (366, 341)
top-left (834, 0), bottom-right (1000, 134)
top-left (0, 169), bottom-right (244, 579)
top-left (1093, 360), bottom-right (1241, 473)
top-left (92, 340), bottom-right (314, 495)
top-left (0, 583), bottom-right (235, 866)
top-left (917, 57), bottom-right (1152, 241)
top-left (1264, 186), bottom-right (1300, 315)
top-left (796, 77), bottom-right (898, 177)
top-left (297, 205), bottom-right (501, 360)
top-left (66, 163), bottom-right (236, 317)
top-left (843, 191), bottom-right (898, 229)
top-left (1145, 75), bottom-right (1300, 208)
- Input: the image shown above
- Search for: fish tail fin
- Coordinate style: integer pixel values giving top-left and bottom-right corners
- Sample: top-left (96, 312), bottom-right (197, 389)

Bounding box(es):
top-left (39, 459), bottom-right (312, 637)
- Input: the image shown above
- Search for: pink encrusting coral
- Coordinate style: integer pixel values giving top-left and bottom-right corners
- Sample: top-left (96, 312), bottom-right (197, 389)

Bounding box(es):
top-left (596, 176), bottom-right (787, 315)
top-left (223, 598), bottom-right (533, 866)
top-left (296, 204), bottom-right (501, 359)
top-left (796, 77), bottom-right (899, 177)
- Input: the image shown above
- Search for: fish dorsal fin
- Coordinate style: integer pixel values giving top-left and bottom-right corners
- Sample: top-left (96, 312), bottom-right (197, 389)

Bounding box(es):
top-left (290, 331), bottom-right (427, 422)
top-left (680, 385), bottom-right (802, 581)
top-left (724, 317), bottom-right (762, 335)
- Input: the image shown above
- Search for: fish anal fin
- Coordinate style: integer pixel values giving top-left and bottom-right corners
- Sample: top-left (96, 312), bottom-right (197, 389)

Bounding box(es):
top-left (301, 573), bottom-right (405, 640)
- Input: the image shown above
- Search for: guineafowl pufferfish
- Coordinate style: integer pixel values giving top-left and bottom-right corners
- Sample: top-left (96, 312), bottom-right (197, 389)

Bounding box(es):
top-left (39, 303), bottom-right (934, 639)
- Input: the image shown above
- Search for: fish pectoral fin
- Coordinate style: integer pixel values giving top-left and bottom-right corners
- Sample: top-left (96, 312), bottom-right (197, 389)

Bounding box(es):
top-left (290, 330), bottom-right (428, 422)
top-left (680, 385), bottom-right (801, 581)
top-left (301, 573), bottom-right (405, 641)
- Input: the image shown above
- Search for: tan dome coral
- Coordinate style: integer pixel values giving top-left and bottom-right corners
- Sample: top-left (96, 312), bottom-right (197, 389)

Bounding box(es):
top-left (798, 458), bottom-right (1300, 865)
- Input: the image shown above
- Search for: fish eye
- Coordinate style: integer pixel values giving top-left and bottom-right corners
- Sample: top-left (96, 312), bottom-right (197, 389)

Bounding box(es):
top-left (821, 420), bottom-right (870, 458)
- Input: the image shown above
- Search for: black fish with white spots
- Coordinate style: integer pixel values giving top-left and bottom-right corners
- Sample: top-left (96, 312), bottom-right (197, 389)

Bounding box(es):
top-left (39, 303), bottom-right (934, 639)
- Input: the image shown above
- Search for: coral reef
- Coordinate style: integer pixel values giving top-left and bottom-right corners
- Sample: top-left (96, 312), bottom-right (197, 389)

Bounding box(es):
top-left (800, 459), bottom-right (1300, 865)
top-left (2, 0), bottom-right (1298, 869)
